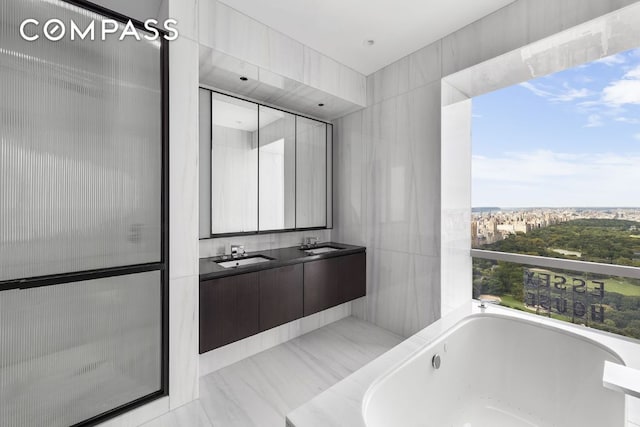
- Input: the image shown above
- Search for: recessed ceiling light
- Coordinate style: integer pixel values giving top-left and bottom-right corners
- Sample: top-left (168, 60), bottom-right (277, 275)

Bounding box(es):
top-left (364, 39), bottom-right (375, 46)
top-left (239, 76), bottom-right (248, 81)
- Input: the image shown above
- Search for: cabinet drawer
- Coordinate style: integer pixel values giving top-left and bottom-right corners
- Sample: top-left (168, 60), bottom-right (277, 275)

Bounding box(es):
top-left (303, 252), bottom-right (366, 316)
top-left (199, 272), bottom-right (259, 353)
top-left (259, 264), bottom-right (303, 331)
top-left (338, 253), bottom-right (366, 304)
top-left (303, 257), bottom-right (340, 316)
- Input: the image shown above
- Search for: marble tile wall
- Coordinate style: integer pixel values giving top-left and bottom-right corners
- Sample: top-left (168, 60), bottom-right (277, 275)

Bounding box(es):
top-left (198, 45), bottom-right (363, 122)
top-left (167, 0), bottom-right (201, 411)
top-left (366, 42), bottom-right (441, 107)
top-left (443, 3), bottom-right (640, 101)
top-left (303, 46), bottom-right (367, 107)
top-left (198, 0), bottom-right (366, 107)
top-left (441, 99), bottom-right (473, 316)
top-left (334, 0), bottom-right (640, 337)
top-left (199, 229), bottom-right (332, 258)
top-left (333, 55), bottom-right (443, 337)
top-left (440, 0), bottom-right (640, 77)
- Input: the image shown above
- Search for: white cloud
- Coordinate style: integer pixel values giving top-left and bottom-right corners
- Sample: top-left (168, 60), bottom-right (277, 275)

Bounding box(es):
top-left (585, 114), bottom-right (603, 127)
top-left (625, 66), bottom-right (640, 79)
top-left (595, 54), bottom-right (627, 66)
top-left (575, 75), bottom-right (594, 84)
top-left (519, 81), bottom-right (592, 102)
top-left (473, 150), bottom-right (640, 207)
top-left (615, 117), bottom-right (640, 124)
top-left (576, 100), bottom-right (601, 109)
top-left (634, 133), bottom-right (640, 141)
top-left (519, 82), bottom-right (552, 98)
top-left (602, 80), bottom-right (640, 106)
top-left (473, 150), bottom-right (580, 184)
top-left (550, 87), bottom-right (591, 102)
top-left (602, 65), bottom-right (640, 106)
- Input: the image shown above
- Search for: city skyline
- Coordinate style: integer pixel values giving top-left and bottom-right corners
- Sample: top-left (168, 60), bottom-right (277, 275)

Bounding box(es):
top-left (471, 207), bottom-right (640, 247)
top-left (472, 205), bottom-right (640, 210)
top-left (472, 47), bottom-right (640, 208)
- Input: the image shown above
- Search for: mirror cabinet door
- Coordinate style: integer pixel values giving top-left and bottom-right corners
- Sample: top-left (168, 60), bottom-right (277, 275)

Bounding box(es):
top-left (199, 89), bottom-right (212, 238)
top-left (210, 93), bottom-right (258, 234)
top-left (296, 117), bottom-right (327, 228)
top-left (326, 124), bottom-right (333, 228)
top-left (258, 106), bottom-right (296, 231)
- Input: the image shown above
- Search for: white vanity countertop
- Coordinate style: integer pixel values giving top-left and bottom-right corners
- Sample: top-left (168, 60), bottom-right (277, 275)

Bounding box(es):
top-left (285, 301), bottom-right (640, 427)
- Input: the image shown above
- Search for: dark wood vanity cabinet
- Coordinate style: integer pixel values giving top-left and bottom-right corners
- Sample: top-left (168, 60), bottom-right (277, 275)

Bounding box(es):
top-left (259, 264), bottom-right (303, 331)
top-left (199, 272), bottom-right (259, 353)
top-left (303, 256), bottom-right (340, 316)
top-left (199, 250), bottom-right (365, 353)
top-left (337, 252), bottom-right (366, 303)
top-left (303, 252), bottom-right (366, 316)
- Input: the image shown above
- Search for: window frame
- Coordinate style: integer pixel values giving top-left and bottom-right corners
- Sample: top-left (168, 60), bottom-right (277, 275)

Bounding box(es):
top-left (439, 4), bottom-right (640, 321)
top-left (471, 249), bottom-right (640, 280)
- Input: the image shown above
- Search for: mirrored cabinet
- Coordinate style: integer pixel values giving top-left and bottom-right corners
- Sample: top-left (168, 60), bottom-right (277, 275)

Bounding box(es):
top-left (199, 89), bottom-right (333, 237)
top-left (210, 93), bottom-right (258, 234)
top-left (259, 106), bottom-right (296, 231)
top-left (296, 117), bottom-right (327, 228)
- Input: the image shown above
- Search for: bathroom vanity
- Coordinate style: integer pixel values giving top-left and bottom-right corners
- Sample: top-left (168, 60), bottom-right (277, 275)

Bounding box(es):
top-left (199, 243), bottom-right (365, 353)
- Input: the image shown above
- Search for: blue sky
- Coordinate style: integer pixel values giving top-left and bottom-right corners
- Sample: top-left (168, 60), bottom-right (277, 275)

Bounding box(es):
top-left (472, 48), bottom-right (640, 208)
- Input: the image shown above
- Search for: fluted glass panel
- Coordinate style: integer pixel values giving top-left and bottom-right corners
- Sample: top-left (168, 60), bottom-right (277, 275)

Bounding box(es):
top-left (0, 271), bottom-right (162, 427)
top-left (296, 117), bottom-right (327, 228)
top-left (0, 0), bottom-right (162, 281)
top-left (211, 93), bottom-right (258, 234)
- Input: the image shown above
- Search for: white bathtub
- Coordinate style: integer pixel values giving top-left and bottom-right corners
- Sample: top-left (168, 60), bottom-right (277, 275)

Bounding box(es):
top-left (362, 313), bottom-right (625, 427)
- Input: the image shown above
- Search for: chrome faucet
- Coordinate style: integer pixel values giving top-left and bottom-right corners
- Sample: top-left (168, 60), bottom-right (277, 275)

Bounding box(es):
top-left (231, 244), bottom-right (245, 258)
top-left (301, 236), bottom-right (319, 249)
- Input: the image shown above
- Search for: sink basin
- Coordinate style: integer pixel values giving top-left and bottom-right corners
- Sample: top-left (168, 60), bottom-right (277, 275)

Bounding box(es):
top-left (304, 246), bottom-right (343, 255)
top-left (216, 256), bottom-right (273, 268)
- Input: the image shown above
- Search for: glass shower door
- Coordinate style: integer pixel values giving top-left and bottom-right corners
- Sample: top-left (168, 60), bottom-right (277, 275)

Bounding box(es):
top-left (0, 0), bottom-right (168, 425)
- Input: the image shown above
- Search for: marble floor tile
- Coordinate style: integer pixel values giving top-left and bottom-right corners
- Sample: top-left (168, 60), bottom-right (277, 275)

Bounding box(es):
top-left (199, 316), bottom-right (402, 427)
top-left (139, 400), bottom-right (212, 427)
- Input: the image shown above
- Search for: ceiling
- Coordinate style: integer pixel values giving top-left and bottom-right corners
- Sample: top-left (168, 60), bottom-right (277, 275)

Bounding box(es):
top-left (87, 0), bottom-right (516, 76)
top-left (219, 0), bottom-right (516, 76)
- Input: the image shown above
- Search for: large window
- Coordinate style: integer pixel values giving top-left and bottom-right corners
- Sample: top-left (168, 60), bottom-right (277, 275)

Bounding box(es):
top-left (472, 48), bottom-right (640, 339)
top-left (0, 1), bottom-right (168, 425)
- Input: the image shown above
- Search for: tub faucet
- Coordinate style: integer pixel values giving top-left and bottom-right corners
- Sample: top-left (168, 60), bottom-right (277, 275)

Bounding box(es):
top-left (478, 298), bottom-right (491, 309)
top-left (432, 354), bottom-right (441, 369)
